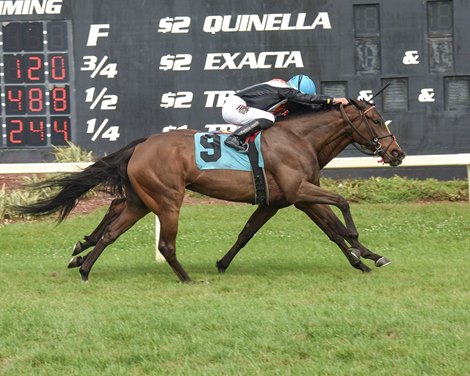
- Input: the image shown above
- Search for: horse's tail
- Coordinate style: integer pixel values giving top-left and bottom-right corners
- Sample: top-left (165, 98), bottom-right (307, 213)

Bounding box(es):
top-left (13, 138), bottom-right (147, 222)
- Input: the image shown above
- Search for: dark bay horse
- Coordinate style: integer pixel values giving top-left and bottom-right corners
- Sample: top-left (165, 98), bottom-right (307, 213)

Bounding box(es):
top-left (15, 100), bottom-right (405, 282)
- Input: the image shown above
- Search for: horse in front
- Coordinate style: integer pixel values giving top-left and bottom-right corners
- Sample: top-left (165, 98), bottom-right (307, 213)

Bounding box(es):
top-left (14, 99), bottom-right (405, 282)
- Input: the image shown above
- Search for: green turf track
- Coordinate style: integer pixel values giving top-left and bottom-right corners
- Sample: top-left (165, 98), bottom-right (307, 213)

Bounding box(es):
top-left (1, 203), bottom-right (469, 375)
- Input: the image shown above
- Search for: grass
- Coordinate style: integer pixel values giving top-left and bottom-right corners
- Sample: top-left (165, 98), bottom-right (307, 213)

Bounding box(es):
top-left (320, 175), bottom-right (468, 203)
top-left (1, 202), bottom-right (470, 375)
top-left (51, 141), bottom-right (95, 163)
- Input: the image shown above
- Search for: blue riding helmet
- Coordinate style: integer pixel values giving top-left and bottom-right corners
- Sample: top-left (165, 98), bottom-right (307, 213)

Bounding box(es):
top-left (287, 75), bottom-right (316, 95)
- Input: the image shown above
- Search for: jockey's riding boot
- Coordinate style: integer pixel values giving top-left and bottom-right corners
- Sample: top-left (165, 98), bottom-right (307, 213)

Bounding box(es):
top-left (224, 119), bottom-right (273, 152)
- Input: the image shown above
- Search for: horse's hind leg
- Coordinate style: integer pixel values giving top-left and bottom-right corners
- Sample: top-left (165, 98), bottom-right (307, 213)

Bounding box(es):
top-left (68, 198), bottom-right (125, 269)
top-left (72, 198), bottom-right (126, 256)
top-left (129, 167), bottom-right (190, 282)
top-left (79, 200), bottom-right (149, 282)
top-left (216, 206), bottom-right (279, 273)
top-left (157, 209), bottom-right (191, 283)
top-left (296, 203), bottom-right (372, 273)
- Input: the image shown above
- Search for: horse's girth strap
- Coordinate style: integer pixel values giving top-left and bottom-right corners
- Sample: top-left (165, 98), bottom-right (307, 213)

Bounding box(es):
top-left (247, 141), bottom-right (268, 206)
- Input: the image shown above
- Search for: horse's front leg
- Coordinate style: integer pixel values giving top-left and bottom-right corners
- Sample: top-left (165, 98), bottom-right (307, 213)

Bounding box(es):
top-left (295, 181), bottom-right (358, 239)
top-left (347, 238), bottom-right (391, 267)
top-left (216, 206), bottom-right (279, 273)
top-left (295, 203), bottom-right (372, 273)
top-left (309, 204), bottom-right (391, 268)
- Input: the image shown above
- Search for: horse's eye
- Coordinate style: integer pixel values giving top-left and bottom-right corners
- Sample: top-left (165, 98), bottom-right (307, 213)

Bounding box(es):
top-left (373, 119), bottom-right (381, 125)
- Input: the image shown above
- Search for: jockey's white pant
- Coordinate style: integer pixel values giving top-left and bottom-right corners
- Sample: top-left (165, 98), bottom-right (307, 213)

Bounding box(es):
top-left (222, 95), bottom-right (275, 127)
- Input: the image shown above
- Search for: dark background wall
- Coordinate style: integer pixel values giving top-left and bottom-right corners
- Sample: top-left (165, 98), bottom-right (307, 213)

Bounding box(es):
top-left (0, 0), bottom-right (468, 178)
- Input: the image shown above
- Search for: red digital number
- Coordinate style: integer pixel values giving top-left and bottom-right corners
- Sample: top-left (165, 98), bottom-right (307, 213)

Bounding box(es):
top-left (8, 119), bottom-right (24, 145)
top-left (28, 87), bottom-right (44, 112)
top-left (50, 55), bottom-right (67, 81)
top-left (26, 55), bottom-right (43, 81)
top-left (7, 87), bottom-right (24, 113)
top-left (51, 117), bottom-right (70, 143)
top-left (4, 55), bottom-right (24, 83)
top-left (51, 87), bottom-right (68, 113)
top-left (29, 118), bottom-right (46, 144)
top-left (14, 57), bottom-right (22, 80)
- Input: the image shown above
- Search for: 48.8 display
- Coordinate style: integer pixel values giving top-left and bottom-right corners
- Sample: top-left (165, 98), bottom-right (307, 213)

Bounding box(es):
top-left (1, 21), bottom-right (73, 148)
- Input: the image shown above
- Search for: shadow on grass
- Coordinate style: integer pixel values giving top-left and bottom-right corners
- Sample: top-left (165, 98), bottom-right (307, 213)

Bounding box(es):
top-left (73, 256), bottom-right (371, 284)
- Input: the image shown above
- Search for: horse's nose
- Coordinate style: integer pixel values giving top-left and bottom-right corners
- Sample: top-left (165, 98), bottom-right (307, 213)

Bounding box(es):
top-left (392, 148), bottom-right (405, 157)
top-left (391, 149), bottom-right (405, 165)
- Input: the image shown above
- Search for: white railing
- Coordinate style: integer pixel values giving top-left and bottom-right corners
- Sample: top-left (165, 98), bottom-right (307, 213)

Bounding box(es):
top-left (2, 154), bottom-right (470, 262)
top-left (327, 153), bottom-right (470, 170)
top-left (0, 162), bottom-right (92, 174)
top-left (1, 153), bottom-right (470, 172)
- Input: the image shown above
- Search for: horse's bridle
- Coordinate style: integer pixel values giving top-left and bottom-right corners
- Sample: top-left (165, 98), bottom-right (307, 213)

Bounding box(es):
top-left (339, 102), bottom-right (396, 158)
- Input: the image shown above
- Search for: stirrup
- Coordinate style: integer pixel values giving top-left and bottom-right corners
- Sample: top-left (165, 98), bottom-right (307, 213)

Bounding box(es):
top-left (224, 135), bottom-right (247, 152)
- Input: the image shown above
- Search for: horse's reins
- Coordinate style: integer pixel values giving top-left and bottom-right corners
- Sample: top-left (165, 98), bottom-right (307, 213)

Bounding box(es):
top-left (339, 103), bottom-right (396, 159)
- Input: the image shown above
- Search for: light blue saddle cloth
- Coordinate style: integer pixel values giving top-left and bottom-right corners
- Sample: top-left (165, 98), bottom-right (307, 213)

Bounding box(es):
top-left (194, 133), bottom-right (264, 171)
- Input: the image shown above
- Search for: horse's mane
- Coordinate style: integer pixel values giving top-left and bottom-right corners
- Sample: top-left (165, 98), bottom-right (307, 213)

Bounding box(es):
top-left (277, 103), bottom-right (339, 122)
top-left (277, 99), bottom-right (375, 123)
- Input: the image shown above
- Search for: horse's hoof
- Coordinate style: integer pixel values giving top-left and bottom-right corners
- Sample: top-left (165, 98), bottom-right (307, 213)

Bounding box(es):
top-left (375, 257), bottom-right (392, 267)
top-left (216, 260), bottom-right (226, 274)
top-left (67, 256), bottom-right (83, 269)
top-left (79, 268), bottom-right (89, 282)
top-left (72, 241), bottom-right (83, 256)
top-left (352, 261), bottom-right (372, 273)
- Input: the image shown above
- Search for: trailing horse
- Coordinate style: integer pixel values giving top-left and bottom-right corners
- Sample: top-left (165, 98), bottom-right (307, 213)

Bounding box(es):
top-left (14, 100), bottom-right (405, 282)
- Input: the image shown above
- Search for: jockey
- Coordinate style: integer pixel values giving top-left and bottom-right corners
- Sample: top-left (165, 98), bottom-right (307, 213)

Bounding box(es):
top-left (222, 75), bottom-right (349, 151)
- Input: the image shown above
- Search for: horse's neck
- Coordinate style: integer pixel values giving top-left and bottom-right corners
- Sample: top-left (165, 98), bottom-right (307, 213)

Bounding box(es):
top-left (317, 136), bottom-right (351, 168)
top-left (286, 109), bottom-right (355, 164)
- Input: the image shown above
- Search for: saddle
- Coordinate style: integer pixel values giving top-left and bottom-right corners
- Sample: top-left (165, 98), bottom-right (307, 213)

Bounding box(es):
top-left (194, 132), bottom-right (268, 205)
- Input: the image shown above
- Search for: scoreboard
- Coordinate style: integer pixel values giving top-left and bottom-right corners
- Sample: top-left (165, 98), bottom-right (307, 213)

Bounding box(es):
top-left (1, 20), bottom-right (72, 147)
top-left (0, 0), bottom-right (469, 179)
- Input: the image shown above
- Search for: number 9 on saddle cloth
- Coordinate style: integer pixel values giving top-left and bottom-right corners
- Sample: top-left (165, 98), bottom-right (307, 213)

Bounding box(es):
top-left (194, 132), bottom-right (267, 205)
